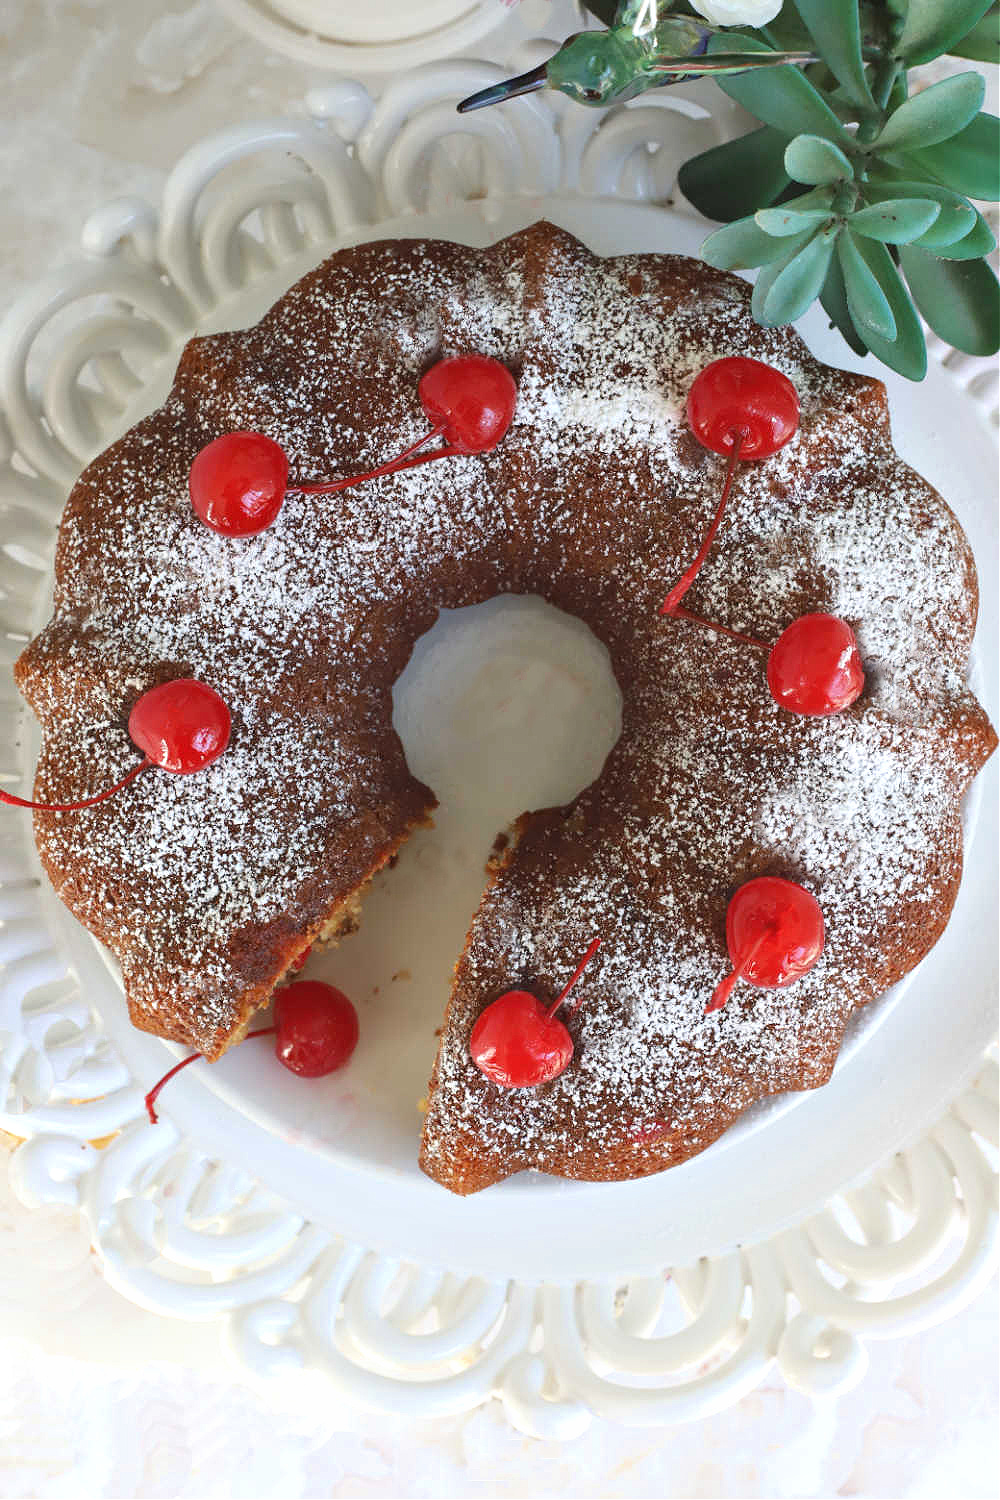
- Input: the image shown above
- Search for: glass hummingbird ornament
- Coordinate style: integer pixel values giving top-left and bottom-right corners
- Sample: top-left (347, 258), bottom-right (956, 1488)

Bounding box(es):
top-left (457, 2), bottom-right (817, 114)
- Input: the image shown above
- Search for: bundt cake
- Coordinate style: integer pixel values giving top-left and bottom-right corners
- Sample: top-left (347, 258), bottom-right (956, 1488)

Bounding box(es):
top-left (10, 222), bottom-right (996, 1194)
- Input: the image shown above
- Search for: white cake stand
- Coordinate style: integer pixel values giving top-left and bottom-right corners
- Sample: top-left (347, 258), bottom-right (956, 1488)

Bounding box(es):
top-left (213, 0), bottom-right (584, 72)
top-left (0, 69), bottom-right (996, 1437)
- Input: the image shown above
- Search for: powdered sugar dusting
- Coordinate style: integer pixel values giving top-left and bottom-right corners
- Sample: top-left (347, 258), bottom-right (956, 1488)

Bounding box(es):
top-left (15, 223), bottom-right (995, 1169)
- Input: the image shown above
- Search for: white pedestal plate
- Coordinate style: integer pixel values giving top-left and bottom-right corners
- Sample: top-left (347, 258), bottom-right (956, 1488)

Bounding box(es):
top-left (213, 0), bottom-right (587, 73)
top-left (0, 64), bottom-right (996, 1438)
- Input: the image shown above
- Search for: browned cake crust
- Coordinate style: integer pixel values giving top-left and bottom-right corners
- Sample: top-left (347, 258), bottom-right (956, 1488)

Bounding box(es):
top-left (13, 223), bottom-right (996, 1191)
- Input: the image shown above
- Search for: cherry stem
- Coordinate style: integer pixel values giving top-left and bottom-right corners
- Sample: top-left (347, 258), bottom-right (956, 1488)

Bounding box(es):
top-left (661, 431), bottom-right (745, 616)
top-left (144, 1026), bottom-right (276, 1123)
top-left (545, 937), bottom-right (602, 1020)
top-left (670, 605), bottom-right (770, 652)
top-left (291, 423), bottom-right (454, 495)
top-left (705, 928), bottom-right (769, 1015)
top-left (0, 757), bottom-right (153, 812)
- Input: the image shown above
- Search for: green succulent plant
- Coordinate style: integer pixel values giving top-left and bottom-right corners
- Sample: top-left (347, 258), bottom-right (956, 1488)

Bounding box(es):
top-left (677, 1), bottom-right (1000, 378)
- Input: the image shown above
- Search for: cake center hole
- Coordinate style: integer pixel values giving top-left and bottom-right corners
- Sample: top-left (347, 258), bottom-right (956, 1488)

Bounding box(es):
top-left (393, 593), bottom-right (623, 818)
top-left (279, 597), bottom-right (620, 1164)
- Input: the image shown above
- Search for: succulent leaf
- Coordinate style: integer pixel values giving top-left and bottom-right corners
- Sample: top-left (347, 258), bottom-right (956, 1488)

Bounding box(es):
top-left (784, 133), bottom-right (854, 184)
top-left (842, 236), bottom-right (927, 378)
top-left (582, 0), bottom-right (617, 23)
top-left (750, 253), bottom-right (791, 322)
top-left (899, 245), bottom-right (1000, 354)
top-left (862, 176), bottom-right (977, 247)
top-left (949, 5), bottom-right (1000, 64)
top-left (701, 216), bottom-right (815, 271)
top-left (900, 112), bottom-right (1000, 200)
top-left (912, 213), bottom-right (981, 251)
top-left (761, 9), bottom-right (815, 51)
top-left (893, 0), bottom-right (995, 67)
top-left (837, 231), bottom-right (897, 338)
top-left (701, 216), bottom-right (815, 269)
top-left (792, 0), bottom-right (875, 109)
top-left (774, 187), bottom-right (839, 213)
top-left (708, 32), bottom-right (849, 144)
top-left (916, 209), bottom-right (997, 260)
top-left (848, 198), bottom-right (942, 243)
top-left (678, 126), bottom-right (792, 221)
top-left (883, 68), bottom-right (910, 117)
top-left (756, 204), bottom-right (835, 235)
top-left (873, 72), bottom-right (985, 151)
top-left (755, 226), bottom-right (839, 325)
top-left (819, 255), bottom-right (869, 355)
top-left (669, 0), bottom-right (999, 374)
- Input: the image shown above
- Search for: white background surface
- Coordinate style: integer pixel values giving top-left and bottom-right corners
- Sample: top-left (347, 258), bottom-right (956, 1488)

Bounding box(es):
top-left (0, 3), bottom-right (997, 1496)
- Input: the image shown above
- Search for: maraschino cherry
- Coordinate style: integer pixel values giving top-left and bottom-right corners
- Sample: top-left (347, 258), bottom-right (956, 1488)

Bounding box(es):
top-left (706, 876), bottom-right (824, 1015)
top-left (188, 431), bottom-right (288, 537)
top-left (189, 354), bottom-right (518, 537)
top-left (766, 613), bottom-right (865, 717)
top-left (661, 357), bottom-right (864, 718)
top-left (273, 980), bottom-right (359, 1077)
top-left (662, 356), bottom-right (799, 620)
top-left (289, 942), bottom-right (313, 973)
top-left (145, 979), bottom-right (359, 1122)
top-left (685, 355), bottom-right (801, 463)
top-left (470, 937), bottom-right (600, 1089)
top-left (0, 679), bottom-right (230, 812)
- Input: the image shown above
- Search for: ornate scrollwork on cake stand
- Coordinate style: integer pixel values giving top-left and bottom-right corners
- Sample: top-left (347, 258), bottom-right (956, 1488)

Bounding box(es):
top-left (0, 62), bottom-right (996, 1436)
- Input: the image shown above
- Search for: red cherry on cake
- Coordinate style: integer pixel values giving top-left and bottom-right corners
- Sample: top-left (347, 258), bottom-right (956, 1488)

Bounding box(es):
top-left (767, 613), bottom-right (864, 717)
top-left (660, 357), bottom-right (864, 718)
top-left (416, 354), bottom-right (518, 455)
top-left (187, 355), bottom-right (517, 535)
top-left (662, 603), bottom-right (865, 719)
top-left (665, 602), bottom-right (866, 719)
top-left (296, 354), bottom-right (517, 493)
top-left (470, 937), bottom-right (600, 1088)
top-left (469, 991), bottom-right (574, 1090)
top-left (706, 876), bottom-right (824, 1015)
top-left (127, 679), bottom-right (231, 774)
top-left (662, 357), bottom-right (799, 619)
top-left (144, 979), bottom-right (359, 1122)
top-left (686, 355), bottom-right (800, 461)
top-left (1, 678), bottom-right (230, 812)
top-left (189, 431), bottom-right (288, 537)
top-left (273, 980), bottom-right (359, 1077)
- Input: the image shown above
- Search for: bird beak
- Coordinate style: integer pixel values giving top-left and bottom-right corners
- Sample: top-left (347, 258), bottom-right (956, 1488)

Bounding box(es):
top-left (457, 65), bottom-right (548, 114)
